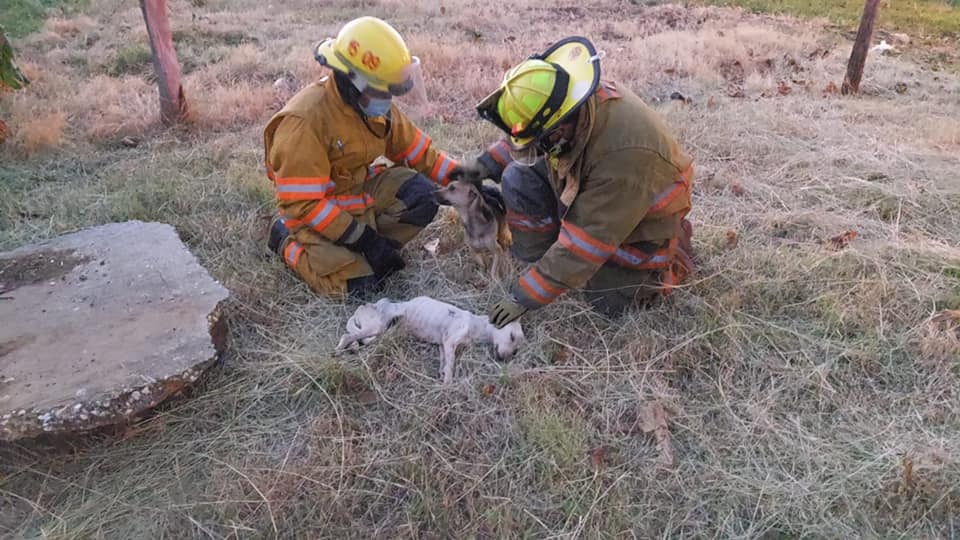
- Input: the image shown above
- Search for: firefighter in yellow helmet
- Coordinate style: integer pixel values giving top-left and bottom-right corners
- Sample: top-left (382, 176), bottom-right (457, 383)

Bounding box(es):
top-left (452, 37), bottom-right (696, 327)
top-left (264, 17), bottom-right (460, 297)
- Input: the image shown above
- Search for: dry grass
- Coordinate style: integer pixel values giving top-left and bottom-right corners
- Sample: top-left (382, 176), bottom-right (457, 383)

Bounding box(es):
top-left (1, 0), bottom-right (960, 538)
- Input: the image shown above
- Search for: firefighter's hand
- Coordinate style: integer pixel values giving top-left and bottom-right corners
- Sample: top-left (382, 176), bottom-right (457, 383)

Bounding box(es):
top-left (349, 227), bottom-right (406, 280)
top-left (479, 185), bottom-right (506, 216)
top-left (449, 160), bottom-right (491, 187)
top-left (489, 297), bottom-right (528, 329)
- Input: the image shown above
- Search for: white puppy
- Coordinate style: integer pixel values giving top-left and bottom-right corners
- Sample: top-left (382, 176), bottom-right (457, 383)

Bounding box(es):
top-left (334, 296), bottom-right (525, 384)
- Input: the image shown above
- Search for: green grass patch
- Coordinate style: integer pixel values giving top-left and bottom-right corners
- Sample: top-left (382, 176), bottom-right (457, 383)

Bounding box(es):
top-left (0, 0), bottom-right (88, 39)
top-left (105, 44), bottom-right (153, 77)
top-left (702, 0), bottom-right (960, 38)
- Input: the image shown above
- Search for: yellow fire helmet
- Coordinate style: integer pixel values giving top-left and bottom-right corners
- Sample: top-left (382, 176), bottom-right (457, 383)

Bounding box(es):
top-left (313, 16), bottom-right (419, 96)
top-left (477, 36), bottom-right (602, 149)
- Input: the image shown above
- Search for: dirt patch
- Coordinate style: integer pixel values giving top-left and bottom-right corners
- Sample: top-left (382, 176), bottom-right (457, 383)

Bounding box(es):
top-left (0, 249), bottom-right (91, 293)
top-left (0, 335), bottom-right (36, 358)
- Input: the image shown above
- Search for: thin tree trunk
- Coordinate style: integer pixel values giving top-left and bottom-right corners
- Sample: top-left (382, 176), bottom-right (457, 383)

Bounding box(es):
top-left (140, 0), bottom-right (187, 124)
top-left (842, 0), bottom-right (881, 95)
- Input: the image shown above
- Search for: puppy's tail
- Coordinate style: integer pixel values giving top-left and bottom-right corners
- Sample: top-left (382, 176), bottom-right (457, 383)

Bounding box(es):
top-left (496, 218), bottom-right (513, 251)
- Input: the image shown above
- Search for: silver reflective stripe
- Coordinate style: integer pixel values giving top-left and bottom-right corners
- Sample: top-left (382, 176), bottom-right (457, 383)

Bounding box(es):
top-left (405, 132), bottom-right (427, 161)
top-left (613, 249), bottom-right (669, 267)
top-left (276, 183), bottom-right (332, 194)
top-left (436, 156), bottom-right (453, 180)
top-left (520, 273), bottom-right (550, 300)
top-left (286, 242), bottom-right (301, 264)
top-left (650, 182), bottom-right (682, 209)
top-left (560, 227), bottom-right (613, 258)
top-left (308, 202), bottom-right (336, 229)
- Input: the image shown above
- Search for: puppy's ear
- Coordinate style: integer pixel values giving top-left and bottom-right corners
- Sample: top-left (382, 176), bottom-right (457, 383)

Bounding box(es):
top-left (479, 198), bottom-right (494, 222)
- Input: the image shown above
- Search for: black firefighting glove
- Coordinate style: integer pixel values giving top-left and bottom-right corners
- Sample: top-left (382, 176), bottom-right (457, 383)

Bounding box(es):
top-left (479, 185), bottom-right (506, 216)
top-left (449, 160), bottom-right (492, 188)
top-left (341, 226), bottom-right (405, 282)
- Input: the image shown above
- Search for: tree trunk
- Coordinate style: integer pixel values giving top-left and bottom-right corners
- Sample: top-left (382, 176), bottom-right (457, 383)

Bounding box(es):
top-left (140, 0), bottom-right (187, 124)
top-left (842, 0), bottom-right (881, 95)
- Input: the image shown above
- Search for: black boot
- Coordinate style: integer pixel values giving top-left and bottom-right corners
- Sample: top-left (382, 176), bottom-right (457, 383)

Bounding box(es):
top-left (346, 275), bottom-right (384, 300)
top-left (267, 216), bottom-right (289, 255)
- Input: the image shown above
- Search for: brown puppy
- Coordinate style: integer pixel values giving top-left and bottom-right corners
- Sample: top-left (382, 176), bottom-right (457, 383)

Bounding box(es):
top-left (433, 181), bottom-right (512, 279)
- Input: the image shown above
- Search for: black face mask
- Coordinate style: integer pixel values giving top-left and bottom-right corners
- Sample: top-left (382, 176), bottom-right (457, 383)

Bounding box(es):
top-left (334, 71), bottom-right (362, 108)
top-left (535, 114), bottom-right (579, 156)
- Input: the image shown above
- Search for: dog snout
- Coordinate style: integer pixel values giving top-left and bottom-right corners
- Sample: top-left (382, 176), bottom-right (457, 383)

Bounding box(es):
top-left (432, 188), bottom-right (451, 205)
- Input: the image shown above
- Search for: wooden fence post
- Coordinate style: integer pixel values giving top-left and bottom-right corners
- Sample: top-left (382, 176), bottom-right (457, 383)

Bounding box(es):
top-left (841, 0), bottom-right (881, 95)
top-left (140, 0), bottom-right (188, 124)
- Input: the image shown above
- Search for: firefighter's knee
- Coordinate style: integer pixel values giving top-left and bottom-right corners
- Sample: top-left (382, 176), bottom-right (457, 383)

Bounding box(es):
top-left (395, 173), bottom-right (438, 227)
top-left (502, 160), bottom-right (558, 263)
top-left (501, 160), bottom-right (553, 215)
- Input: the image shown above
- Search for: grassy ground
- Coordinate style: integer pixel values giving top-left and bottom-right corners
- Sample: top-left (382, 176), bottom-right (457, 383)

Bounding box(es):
top-left (2, 0), bottom-right (960, 538)
top-left (704, 0), bottom-right (960, 37)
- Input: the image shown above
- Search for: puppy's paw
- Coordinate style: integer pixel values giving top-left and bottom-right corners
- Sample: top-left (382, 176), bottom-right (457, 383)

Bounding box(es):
top-left (334, 335), bottom-right (356, 355)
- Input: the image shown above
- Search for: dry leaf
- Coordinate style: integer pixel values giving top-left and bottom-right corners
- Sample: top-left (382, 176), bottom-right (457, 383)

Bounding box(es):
top-left (638, 401), bottom-right (676, 469)
top-left (725, 230), bottom-right (738, 248)
top-left (777, 81), bottom-right (792, 96)
top-left (589, 446), bottom-right (608, 470)
top-left (827, 230), bottom-right (858, 250)
top-left (423, 238), bottom-right (440, 255)
top-left (551, 346), bottom-right (571, 365)
top-left (932, 310), bottom-right (960, 324)
top-left (480, 383), bottom-right (496, 397)
top-left (823, 81), bottom-right (840, 95)
top-left (356, 390), bottom-right (378, 405)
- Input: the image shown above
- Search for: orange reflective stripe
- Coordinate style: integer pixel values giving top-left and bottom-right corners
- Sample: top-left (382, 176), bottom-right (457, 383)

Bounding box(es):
top-left (506, 210), bottom-right (556, 232)
top-left (648, 183), bottom-right (684, 213)
top-left (284, 241), bottom-right (304, 268)
top-left (518, 268), bottom-right (562, 305)
top-left (274, 176), bottom-right (335, 201)
top-left (648, 167), bottom-right (693, 214)
top-left (392, 129), bottom-right (431, 165)
top-left (528, 268), bottom-right (563, 298)
top-left (518, 279), bottom-right (549, 304)
top-left (558, 221), bottom-right (615, 265)
top-left (610, 242), bottom-right (673, 270)
top-left (661, 268), bottom-right (677, 296)
top-left (596, 81), bottom-right (621, 102)
top-left (487, 140), bottom-right (511, 167)
top-left (431, 153), bottom-right (457, 186)
top-left (275, 176), bottom-right (333, 185)
top-left (300, 200), bottom-right (340, 232)
top-left (332, 193), bottom-right (374, 212)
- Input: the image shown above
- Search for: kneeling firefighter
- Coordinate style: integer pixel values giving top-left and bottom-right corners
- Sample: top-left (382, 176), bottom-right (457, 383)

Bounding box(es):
top-left (452, 37), bottom-right (697, 327)
top-left (264, 17), bottom-right (460, 297)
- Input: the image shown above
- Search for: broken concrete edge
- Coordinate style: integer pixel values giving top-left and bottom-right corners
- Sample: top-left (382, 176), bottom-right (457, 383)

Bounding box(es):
top-left (0, 302), bottom-right (229, 442)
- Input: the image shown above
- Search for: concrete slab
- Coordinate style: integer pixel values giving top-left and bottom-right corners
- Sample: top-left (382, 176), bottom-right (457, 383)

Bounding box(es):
top-left (0, 221), bottom-right (229, 440)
